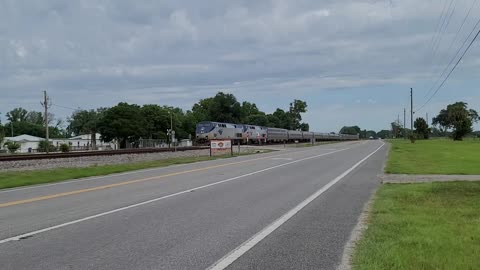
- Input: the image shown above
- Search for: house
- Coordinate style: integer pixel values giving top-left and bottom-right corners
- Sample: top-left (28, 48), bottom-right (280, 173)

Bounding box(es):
top-left (2, 134), bottom-right (45, 153)
top-left (1, 133), bottom-right (116, 153)
top-left (53, 133), bottom-right (116, 151)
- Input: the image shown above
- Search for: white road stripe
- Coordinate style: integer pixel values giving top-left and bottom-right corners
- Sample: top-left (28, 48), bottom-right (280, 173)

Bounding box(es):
top-left (0, 148), bottom-right (351, 245)
top-left (0, 146), bottom-right (344, 194)
top-left (207, 142), bottom-right (385, 270)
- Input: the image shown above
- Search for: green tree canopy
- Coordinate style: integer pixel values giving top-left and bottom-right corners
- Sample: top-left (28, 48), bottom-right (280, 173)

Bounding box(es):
top-left (6, 108), bottom-right (28, 122)
top-left (339, 126), bottom-right (361, 135)
top-left (289, 99), bottom-right (308, 130)
top-left (432, 102), bottom-right (479, 140)
top-left (377, 130), bottom-right (392, 139)
top-left (98, 102), bottom-right (146, 147)
top-left (414, 117), bottom-right (430, 139)
top-left (68, 109), bottom-right (105, 149)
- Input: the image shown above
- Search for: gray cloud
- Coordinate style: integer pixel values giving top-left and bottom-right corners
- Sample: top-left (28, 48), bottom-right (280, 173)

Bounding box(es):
top-left (1, 0), bottom-right (480, 131)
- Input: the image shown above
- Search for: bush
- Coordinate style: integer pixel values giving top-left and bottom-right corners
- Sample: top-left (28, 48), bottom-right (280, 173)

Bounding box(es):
top-left (409, 134), bottom-right (417, 144)
top-left (4, 141), bottom-right (21, 153)
top-left (38, 140), bottom-right (57, 152)
top-left (59, 143), bottom-right (70, 153)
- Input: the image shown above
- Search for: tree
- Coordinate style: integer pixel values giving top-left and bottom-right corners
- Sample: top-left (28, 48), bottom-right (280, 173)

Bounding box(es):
top-left (191, 92), bottom-right (243, 123)
top-left (289, 99), bottom-right (308, 130)
top-left (240, 101), bottom-right (260, 123)
top-left (391, 121), bottom-right (403, 138)
top-left (266, 114), bottom-right (282, 128)
top-left (272, 109), bottom-right (294, 129)
top-left (98, 103), bottom-right (146, 148)
top-left (0, 115), bottom-right (4, 143)
top-left (140, 105), bottom-right (169, 140)
top-left (299, 123), bottom-right (310, 131)
top-left (245, 114), bottom-right (269, 126)
top-left (68, 109), bottom-right (104, 150)
top-left (432, 102), bottom-right (479, 140)
top-left (6, 108), bottom-right (28, 122)
top-left (366, 130), bottom-right (377, 138)
top-left (340, 126), bottom-right (361, 135)
top-left (377, 130), bottom-right (392, 139)
top-left (414, 117), bottom-right (430, 139)
top-left (26, 111), bottom-right (44, 125)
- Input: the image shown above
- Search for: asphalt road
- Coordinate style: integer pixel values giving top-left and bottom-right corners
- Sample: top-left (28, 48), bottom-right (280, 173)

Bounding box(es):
top-left (0, 140), bottom-right (387, 270)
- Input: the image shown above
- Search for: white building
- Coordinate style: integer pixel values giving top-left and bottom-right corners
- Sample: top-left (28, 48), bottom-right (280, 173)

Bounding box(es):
top-left (52, 133), bottom-right (116, 151)
top-left (1, 133), bottom-right (115, 153)
top-left (2, 134), bottom-right (44, 153)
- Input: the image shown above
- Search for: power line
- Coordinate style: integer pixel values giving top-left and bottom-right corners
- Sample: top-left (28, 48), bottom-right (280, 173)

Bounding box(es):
top-left (417, 28), bottom-right (480, 112)
top-left (430, 0), bottom-right (457, 63)
top-left (425, 0), bottom-right (478, 98)
top-left (51, 103), bottom-right (81, 111)
top-left (428, 0), bottom-right (450, 53)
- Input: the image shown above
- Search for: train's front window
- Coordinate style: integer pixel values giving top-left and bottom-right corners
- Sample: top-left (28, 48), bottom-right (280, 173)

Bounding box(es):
top-left (196, 123), bottom-right (214, 133)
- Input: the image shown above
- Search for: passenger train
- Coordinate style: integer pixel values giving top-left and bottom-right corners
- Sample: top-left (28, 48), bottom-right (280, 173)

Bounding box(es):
top-left (196, 121), bottom-right (359, 143)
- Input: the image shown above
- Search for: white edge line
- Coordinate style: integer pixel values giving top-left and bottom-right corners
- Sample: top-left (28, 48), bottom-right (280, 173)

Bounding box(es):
top-left (207, 142), bottom-right (385, 270)
top-left (0, 145), bottom-right (342, 194)
top-left (0, 148), bottom-right (351, 245)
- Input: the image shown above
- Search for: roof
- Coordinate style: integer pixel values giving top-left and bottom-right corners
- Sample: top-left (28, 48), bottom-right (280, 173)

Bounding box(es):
top-left (4, 134), bottom-right (45, 142)
top-left (69, 133), bottom-right (101, 140)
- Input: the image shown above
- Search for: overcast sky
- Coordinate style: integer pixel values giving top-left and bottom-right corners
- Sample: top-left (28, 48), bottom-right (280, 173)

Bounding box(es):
top-left (1, 0), bottom-right (480, 132)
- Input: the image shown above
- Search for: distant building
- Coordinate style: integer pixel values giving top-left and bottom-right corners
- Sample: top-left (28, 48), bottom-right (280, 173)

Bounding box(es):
top-left (1, 133), bottom-right (115, 153)
top-left (52, 133), bottom-right (115, 151)
top-left (2, 134), bottom-right (44, 153)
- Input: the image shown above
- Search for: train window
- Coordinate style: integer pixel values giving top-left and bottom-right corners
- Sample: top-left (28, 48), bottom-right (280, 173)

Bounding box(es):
top-left (214, 133), bottom-right (217, 137)
top-left (236, 133), bottom-right (242, 138)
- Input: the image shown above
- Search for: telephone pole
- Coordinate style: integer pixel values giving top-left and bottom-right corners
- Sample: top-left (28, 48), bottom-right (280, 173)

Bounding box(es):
top-left (403, 108), bottom-right (406, 139)
top-left (410, 88), bottom-right (414, 138)
top-left (41, 91), bottom-right (51, 153)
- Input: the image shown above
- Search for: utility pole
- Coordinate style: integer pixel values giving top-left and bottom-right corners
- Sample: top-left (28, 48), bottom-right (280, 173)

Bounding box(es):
top-left (410, 88), bottom-right (414, 138)
top-left (397, 114), bottom-right (400, 139)
top-left (426, 113), bottom-right (429, 125)
top-left (404, 108), bottom-right (406, 139)
top-left (41, 90), bottom-right (51, 153)
top-left (11, 122), bottom-right (14, 137)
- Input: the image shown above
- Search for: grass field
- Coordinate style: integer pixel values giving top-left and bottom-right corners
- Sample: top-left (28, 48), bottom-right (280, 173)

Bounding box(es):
top-left (0, 150), bottom-right (271, 190)
top-left (353, 181), bottom-right (480, 270)
top-left (386, 139), bottom-right (480, 175)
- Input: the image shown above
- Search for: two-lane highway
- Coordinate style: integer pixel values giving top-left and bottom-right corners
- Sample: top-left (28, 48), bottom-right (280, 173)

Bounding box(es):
top-left (0, 140), bottom-right (386, 269)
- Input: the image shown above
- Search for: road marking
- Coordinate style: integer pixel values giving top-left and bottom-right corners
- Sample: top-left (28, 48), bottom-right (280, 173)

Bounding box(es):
top-left (0, 148), bottom-right (350, 245)
top-left (271, 158), bottom-right (293, 161)
top-left (0, 145), bottom-right (343, 194)
top-left (207, 142), bottom-right (385, 270)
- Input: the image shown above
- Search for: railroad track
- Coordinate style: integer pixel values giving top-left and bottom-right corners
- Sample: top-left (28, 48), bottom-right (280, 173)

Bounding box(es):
top-left (0, 146), bottom-right (209, 162)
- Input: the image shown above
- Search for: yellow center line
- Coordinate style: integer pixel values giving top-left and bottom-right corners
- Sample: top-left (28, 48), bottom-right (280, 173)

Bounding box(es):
top-left (0, 151), bottom-right (306, 208)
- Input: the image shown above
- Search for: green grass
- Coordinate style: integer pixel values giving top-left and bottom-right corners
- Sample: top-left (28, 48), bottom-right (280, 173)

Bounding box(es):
top-left (386, 139), bottom-right (480, 175)
top-left (0, 150), bottom-right (272, 190)
top-left (353, 181), bottom-right (480, 270)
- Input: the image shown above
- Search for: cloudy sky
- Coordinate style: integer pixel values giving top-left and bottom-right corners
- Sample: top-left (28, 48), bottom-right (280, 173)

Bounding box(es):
top-left (1, 0), bottom-right (480, 132)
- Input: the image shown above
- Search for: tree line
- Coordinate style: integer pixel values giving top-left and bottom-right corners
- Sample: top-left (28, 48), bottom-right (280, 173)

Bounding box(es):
top-left (341, 101), bottom-right (479, 140)
top-left (1, 92), bottom-right (309, 148)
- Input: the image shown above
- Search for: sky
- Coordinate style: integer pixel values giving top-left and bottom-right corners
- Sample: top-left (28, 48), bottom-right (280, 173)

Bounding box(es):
top-left (1, 0), bottom-right (480, 132)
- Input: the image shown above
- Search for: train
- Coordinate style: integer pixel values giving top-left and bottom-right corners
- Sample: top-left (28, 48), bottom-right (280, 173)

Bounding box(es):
top-left (196, 121), bottom-right (359, 143)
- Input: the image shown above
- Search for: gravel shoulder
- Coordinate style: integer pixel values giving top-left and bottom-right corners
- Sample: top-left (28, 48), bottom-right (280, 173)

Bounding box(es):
top-left (0, 147), bottom-right (271, 172)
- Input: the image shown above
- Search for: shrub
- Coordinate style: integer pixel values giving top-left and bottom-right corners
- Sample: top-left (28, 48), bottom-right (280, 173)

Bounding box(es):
top-left (38, 140), bottom-right (57, 152)
top-left (4, 141), bottom-right (21, 153)
top-left (59, 143), bottom-right (70, 153)
top-left (409, 134), bottom-right (417, 144)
